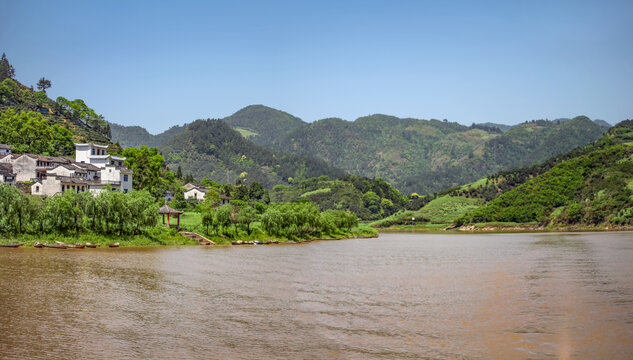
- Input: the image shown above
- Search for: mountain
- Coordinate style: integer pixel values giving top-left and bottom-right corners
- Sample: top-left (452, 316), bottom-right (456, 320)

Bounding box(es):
top-left (457, 120), bottom-right (633, 226)
top-left (110, 122), bottom-right (186, 148)
top-left (222, 105), bottom-right (305, 147)
top-left (274, 114), bottom-right (608, 194)
top-left (110, 104), bottom-right (611, 195)
top-left (476, 122), bottom-right (513, 132)
top-left (158, 119), bottom-right (346, 188)
top-left (110, 104), bottom-right (304, 149)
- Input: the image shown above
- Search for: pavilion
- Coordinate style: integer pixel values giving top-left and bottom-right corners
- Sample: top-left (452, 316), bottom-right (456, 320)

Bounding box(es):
top-left (158, 204), bottom-right (184, 230)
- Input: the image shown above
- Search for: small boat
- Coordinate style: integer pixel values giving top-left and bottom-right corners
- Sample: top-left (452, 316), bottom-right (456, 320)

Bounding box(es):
top-left (0, 243), bottom-right (25, 248)
top-left (33, 242), bottom-right (44, 248)
top-left (108, 242), bottom-right (120, 248)
top-left (42, 243), bottom-right (67, 249)
top-left (85, 243), bottom-right (98, 248)
top-left (56, 241), bottom-right (85, 249)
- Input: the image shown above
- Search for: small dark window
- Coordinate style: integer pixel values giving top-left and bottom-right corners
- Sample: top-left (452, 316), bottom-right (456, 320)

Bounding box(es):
top-left (124, 175), bottom-right (128, 182)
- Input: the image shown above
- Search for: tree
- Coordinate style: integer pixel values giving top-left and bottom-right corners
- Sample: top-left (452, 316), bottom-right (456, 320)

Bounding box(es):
top-left (176, 165), bottom-right (182, 179)
top-left (204, 189), bottom-right (220, 204)
top-left (198, 201), bottom-right (217, 235)
top-left (215, 204), bottom-right (233, 236)
top-left (37, 77), bottom-right (52, 92)
top-left (0, 53), bottom-right (15, 81)
top-left (237, 206), bottom-right (258, 235)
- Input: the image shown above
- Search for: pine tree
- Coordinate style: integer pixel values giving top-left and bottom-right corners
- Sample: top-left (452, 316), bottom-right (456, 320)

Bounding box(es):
top-left (176, 165), bottom-right (182, 179)
top-left (37, 77), bottom-right (52, 92)
top-left (0, 53), bottom-right (16, 80)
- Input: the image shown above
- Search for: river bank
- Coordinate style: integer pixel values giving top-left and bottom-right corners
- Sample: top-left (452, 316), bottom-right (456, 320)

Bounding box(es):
top-left (376, 222), bottom-right (633, 233)
top-left (0, 225), bottom-right (378, 247)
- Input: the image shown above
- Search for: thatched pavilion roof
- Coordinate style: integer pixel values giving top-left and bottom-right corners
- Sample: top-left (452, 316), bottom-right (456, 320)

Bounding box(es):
top-left (158, 204), bottom-right (184, 215)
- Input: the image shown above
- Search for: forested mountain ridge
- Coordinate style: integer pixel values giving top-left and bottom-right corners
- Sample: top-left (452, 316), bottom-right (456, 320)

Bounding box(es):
top-left (275, 114), bottom-right (608, 194)
top-left (111, 103), bottom-right (610, 195)
top-left (158, 119), bottom-right (346, 188)
top-left (110, 122), bottom-right (186, 148)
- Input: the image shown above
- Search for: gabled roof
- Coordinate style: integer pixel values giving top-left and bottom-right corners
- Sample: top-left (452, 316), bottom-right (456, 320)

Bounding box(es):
top-left (183, 182), bottom-right (198, 190)
top-left (73, 162), bottom-right (101, 171)
top-left (75, 143), bottom-right (109, 149)
top-left (0, 163), bottom-right (14, 176)
top-left (185, 186), bottom-right (207, 194)
top-left (0, 144), bottom-right (12, 150)
top-left (158, 204), bottom-right (184, 214)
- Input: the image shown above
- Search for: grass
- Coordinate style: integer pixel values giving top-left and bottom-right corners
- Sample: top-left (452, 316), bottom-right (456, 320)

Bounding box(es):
top-left (234, 127), bottom-right (259, 139)
top-left (370, 196), bottom-right (485, 228)
top-left (417, 196), bottom-right (484, 223)
top-left (459, 177), bottom-right (487, 191)
top-left (0, 229), bottom-right (198, 247)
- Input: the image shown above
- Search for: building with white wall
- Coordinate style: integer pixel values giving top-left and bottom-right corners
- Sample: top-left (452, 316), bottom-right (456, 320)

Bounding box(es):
top-left (0, 143), bottom-right (133, 197)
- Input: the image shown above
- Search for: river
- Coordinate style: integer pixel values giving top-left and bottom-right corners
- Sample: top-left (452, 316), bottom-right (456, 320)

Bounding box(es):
top-left (1, 232), bottom-right (632, 359)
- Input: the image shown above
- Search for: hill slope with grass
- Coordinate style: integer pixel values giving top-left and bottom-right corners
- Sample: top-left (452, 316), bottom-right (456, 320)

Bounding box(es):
top-left (450, 120), bottom-right (633, 227)
top-left (222, 105), bottom-right (306, 147)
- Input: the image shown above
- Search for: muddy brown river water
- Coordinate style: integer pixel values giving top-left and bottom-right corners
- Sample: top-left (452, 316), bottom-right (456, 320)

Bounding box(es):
top-left (1, 232), bottom-right (632, 359)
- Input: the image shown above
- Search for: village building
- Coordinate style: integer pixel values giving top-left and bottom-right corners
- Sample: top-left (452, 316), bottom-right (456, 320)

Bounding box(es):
top-left (0, 163), bottom-right (16, 185)
top-left (75, 143), bottom-right (126, 168)
top-left (183, 184), bottom-right (232, 204)
top-left (184, 186), bottom-right (207, 200)
top-left (0, 143), bottom-right (133, 197)
top-left (0, 144), bottom-right (12, 156)
top-left (219, 194), bottom-right (231, 205)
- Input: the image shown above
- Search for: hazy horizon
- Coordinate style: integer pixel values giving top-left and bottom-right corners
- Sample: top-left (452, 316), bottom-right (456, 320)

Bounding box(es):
top-left (2, 0), bottom-right (631, 133)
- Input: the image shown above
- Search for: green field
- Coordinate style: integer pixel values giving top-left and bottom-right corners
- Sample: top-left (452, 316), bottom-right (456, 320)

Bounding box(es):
top-left (371, 196), bottom-right (484, 228)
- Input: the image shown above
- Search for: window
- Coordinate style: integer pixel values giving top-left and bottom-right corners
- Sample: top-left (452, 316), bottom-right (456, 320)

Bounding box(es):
top-left (35, 186), bottom-right (39, 192)
top-left (124, 189), bottom-right (128, 193)
top-left (124, 175), bottom-right (128, 182)
top-left (91, 149), bottom-right (95, 155)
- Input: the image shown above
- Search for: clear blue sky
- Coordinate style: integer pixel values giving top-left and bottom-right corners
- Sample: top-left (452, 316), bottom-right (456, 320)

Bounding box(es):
top-left (1, 0), bottom-right (632, 133)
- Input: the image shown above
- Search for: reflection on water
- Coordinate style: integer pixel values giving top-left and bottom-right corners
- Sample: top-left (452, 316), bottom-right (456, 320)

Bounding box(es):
top-left (1, 232), bottom-right (632, 359)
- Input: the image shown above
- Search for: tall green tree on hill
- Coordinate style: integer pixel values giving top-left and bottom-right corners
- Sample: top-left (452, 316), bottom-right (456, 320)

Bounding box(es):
top-left (0, 53), bottom-right (15, 81)
top-left (37, 77), bottom-right (51, 92)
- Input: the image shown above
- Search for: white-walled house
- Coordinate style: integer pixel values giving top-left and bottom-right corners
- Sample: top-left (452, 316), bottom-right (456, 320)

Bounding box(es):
top-left (75, 143), bottom-right (126, 168)
top-left (184, 186), bottom-right (207, 200)
top-left (100, 164), bottom-right (133, 193)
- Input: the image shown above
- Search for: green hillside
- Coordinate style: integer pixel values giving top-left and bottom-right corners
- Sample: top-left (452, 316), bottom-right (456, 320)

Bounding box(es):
top-left (158, 119), bottom-right (346, 188)
top-left (222, 105), bottom-right (306, 147)
top-left (0, 55), bottom-right (112, 152)
top-left (270, 175), bottom-right (408, 220)
top-left (113, 103), bottom-right (609, 195)
top-left (276, 114), bottom-right (607, 194)
top-left (456, 120), bottom-right (633, 226)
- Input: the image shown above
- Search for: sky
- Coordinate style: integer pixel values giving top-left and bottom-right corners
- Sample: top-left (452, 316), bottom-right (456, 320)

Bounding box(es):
top-left (1, 0), bottom-right (632, 133)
